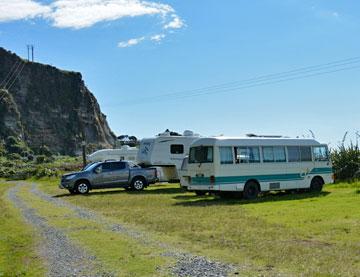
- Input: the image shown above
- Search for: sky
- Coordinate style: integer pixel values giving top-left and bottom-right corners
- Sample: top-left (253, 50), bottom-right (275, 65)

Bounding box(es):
top-left (0, 0), bottom-right (359, 147)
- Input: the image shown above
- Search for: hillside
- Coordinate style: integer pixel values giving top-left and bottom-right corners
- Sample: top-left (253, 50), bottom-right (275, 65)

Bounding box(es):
top-left (0, 47), bottom-right (116, 155)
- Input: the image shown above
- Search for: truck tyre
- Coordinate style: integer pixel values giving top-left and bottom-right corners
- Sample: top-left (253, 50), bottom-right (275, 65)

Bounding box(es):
top-left (243, 181), bottom-right (260, 200)
top-left (310, 177), bottom-right (324, 192)
top-left (195, 191), bottom-right (206, 196)
top-left (76, 181), bottom-right (90, 194)
top-left (131, 177), bottom-right (146, 191)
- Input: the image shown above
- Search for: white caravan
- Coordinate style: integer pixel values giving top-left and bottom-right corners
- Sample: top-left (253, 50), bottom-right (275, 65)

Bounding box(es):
top-left (87, 146), bottom-right (138, 163)
top-left (137, 130), bottom-right (200, 182)
top-left (186, 137), bottom-right (333, 198)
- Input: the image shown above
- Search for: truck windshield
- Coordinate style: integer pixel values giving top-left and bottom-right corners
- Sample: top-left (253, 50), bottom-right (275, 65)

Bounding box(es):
top-left (189, 146), bottom-right (213, 163)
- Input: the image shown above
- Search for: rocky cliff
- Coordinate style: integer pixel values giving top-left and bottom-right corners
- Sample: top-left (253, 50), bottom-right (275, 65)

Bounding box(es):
top-left (0, 47), bottom-right (116, 155)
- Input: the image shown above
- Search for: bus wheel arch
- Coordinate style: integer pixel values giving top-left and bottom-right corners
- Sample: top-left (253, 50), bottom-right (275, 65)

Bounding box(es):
top-left (243, 179), bottom-right (260, 199)
top-left (310, 176), bottom-right (324, 192)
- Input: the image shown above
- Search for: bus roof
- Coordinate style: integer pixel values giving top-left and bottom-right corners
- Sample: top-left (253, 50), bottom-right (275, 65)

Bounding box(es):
top-left (190, 137), bottom-right (323, 147)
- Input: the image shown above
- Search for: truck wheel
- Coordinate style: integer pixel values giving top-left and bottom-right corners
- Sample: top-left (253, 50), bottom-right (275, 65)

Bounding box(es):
top-left (76, 182), bottom-right (90, 194)
top-left (131, 177), bottom-right (146, 191)
top-left (243, 181), bottom-right (260, 199)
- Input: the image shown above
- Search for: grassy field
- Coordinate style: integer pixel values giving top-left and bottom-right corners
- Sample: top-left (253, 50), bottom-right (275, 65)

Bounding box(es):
top-left (37, 179), bottom-right (360, 276)
top-left (0, 183), bottom-right (45, 276)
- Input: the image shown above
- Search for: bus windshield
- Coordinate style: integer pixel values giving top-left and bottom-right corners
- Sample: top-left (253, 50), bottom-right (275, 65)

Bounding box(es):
top-left (189, 146), bottom-right (213, 163)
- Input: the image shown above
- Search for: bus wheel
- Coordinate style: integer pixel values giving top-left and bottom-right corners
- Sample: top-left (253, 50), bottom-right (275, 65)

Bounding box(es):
top-left (195, 191), bottom-right (206, 196)
top-left (310, 177), bottom-right (324, 192)
top-left (243, 181), bottom-right (260, 199)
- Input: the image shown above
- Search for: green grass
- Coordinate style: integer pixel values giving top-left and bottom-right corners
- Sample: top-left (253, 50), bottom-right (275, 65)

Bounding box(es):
top-left (0, 182), bottom-right (45, 276)
top-left (17, 185), bottom-right (171, 276)
top-left (39, 179), bottom-right (360, 276)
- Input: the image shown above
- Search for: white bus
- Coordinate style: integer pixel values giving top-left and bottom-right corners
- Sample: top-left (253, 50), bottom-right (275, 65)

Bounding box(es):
top-left (186, 137), bottom-right (333, 198)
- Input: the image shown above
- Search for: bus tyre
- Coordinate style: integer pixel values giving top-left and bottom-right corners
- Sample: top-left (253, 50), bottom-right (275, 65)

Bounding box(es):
top-left (195, 191), bottom-right (206, 196)
top-left (76, 182), bottom-right (90, 194)
top-left (243, 181), bottom-right (260, 200)
top-left (131, 177), bottom-right (146, 191)
top-left (310, 178), bottom-right (323, 193)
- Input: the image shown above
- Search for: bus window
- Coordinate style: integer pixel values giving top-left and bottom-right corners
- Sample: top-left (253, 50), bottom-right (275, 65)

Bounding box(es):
top-left (288, 146), bottom-right (301, 162)
top-left (189, 146), bottom-right (213, 163)
top-left (263, 146), bottom-right (286, 162)
top-left (263, 147), bottom-right (274, 162)
top-left (274, 147), bottom-right (286, 162)
top-left (300, 146), bottom-right (312, 161)
top-left (313, 146), bottom-right (329, 161)
top-left (235, 147), bottom-right (260, 163)
top-left (220, 147), bottom-right (233, 164)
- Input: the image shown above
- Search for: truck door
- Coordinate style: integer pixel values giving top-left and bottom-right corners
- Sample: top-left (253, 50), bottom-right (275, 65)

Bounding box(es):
top-left (110, 162), bottom-right (129, 186)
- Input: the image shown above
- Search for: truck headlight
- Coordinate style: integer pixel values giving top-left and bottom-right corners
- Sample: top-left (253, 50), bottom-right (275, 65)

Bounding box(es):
top-left (65, 174), bottom-right (76, 180)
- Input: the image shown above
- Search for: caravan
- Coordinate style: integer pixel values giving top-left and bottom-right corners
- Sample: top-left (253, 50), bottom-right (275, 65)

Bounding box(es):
top-left (137, 130), bottom-right (200, 182)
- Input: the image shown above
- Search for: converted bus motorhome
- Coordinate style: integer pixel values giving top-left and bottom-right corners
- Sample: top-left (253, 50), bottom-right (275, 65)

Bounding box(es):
top-left (137, 130), bottom-right (200, 182)
top-left (186, 137), bottom-right (333, 198)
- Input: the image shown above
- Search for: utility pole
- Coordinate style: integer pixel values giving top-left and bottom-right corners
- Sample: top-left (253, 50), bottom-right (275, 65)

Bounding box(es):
top-left (27, 45), bottom-right (30, 61)
top-left (81, 130), bottom-right (87, 168)
top-left (27, 45), bottom-right (34, 62)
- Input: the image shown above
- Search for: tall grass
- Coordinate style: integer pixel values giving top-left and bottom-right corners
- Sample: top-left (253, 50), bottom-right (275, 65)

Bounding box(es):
top-left (331, 142), bottom-right (360, 181)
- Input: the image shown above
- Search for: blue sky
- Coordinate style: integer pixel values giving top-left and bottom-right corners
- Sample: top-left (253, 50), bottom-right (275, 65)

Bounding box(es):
top-left (0, 0), bottom-right (359, 146)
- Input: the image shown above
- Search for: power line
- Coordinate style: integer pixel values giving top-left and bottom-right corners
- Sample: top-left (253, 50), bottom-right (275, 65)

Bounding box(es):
top-left (105, 56), bottom-right (360, 107)
top-left (0, 59), bottom-right (21, 88)
top-left (5, 62), bottom-right (27, 92)
top-left (1, 60), bottom-right (23, 90)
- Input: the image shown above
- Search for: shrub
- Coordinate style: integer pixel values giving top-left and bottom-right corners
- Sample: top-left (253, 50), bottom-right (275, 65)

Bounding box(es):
top-left (6, 153), bottom-right (22, 160)
top-left (35, 155), bottom-right (46, 164)
top-left (331, 143), bottom-right (360, 181)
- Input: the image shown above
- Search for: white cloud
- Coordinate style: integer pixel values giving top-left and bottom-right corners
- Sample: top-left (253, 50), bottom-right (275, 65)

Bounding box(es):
top-left (164, 15), bottom-right (184, 29)
top-left (0, 0), bottom-right (51, 22)
top-left (49, 0), bottom-right (174, 29)
top-left (150, 33), bottom-right (165, 42)
top-left (118, 36), bottom-right (145, 48)
top-left (0, 0), bottom-right (185, 46)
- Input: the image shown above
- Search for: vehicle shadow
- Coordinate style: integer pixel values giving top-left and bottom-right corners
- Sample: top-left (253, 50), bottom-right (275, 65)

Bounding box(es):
top-left (172, 191), bottom-right (331, 207)
top-left (53, 185), bottom-right (184, 198)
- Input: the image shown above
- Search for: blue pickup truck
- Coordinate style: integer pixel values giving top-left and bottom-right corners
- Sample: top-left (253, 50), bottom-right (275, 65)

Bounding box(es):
top-left (60, 160), bottom-right (158, 194)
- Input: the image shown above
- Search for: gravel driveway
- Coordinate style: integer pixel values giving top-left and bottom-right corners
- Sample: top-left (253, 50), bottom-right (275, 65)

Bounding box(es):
top-left (7, 182), bottom-right (237, 276)
top-left (6, 183), bottom-right (114, 277)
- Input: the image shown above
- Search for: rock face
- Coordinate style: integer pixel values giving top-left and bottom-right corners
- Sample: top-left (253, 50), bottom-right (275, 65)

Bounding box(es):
top-left (0, 47), bottom-right (116, 155)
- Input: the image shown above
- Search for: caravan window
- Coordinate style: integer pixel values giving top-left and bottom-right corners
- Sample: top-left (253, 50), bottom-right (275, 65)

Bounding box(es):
top-left (171, 144), bottom-right (184, 154)
top-left (189, 146), bottom-right (213, 163)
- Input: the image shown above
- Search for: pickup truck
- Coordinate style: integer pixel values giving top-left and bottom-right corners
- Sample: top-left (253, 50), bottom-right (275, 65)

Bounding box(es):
top-left (59, 160), bottom-right (158, 194)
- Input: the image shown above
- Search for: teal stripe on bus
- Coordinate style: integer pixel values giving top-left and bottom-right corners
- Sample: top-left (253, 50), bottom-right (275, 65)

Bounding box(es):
top-left (191, 167), bottom-right (332, 185)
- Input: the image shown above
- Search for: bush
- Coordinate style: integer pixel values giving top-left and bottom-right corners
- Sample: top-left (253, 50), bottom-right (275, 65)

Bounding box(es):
top-left (331, 143), bottom-right (360, 181)
top-left (35, 155), bottom-right (46, 164)
top-left (6, 153), bottom-right (22, 160)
